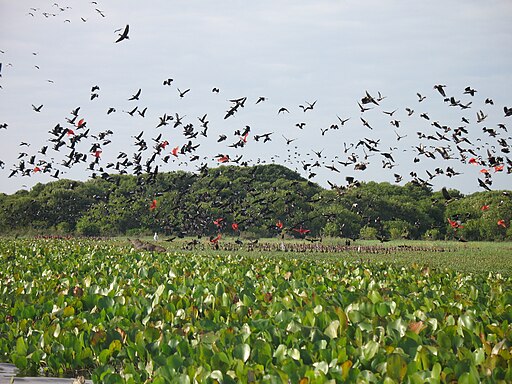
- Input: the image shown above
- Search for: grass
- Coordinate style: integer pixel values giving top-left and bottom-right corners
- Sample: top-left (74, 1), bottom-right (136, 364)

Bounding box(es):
top-left (121, 236), bottom-right (512, 276)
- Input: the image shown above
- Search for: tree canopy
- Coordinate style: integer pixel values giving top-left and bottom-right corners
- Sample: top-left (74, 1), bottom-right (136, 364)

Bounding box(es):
top-left (0, 164), bottom-right (510, 241)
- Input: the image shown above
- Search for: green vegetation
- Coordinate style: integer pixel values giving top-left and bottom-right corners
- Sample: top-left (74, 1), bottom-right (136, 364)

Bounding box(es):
top-left (0, 164), bottom-right (510, 241)
top-left (0, 239), bottom-right (511, 383)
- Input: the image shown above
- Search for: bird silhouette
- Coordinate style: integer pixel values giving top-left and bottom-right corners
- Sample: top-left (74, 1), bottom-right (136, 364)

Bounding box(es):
top-left (128, 88), bottom-right (141, 101)
top-left (115, 24), bottom-right (129, 43)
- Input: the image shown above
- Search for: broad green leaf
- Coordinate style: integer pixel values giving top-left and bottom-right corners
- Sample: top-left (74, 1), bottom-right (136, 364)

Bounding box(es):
top-left (251, 339), bottom-right (272, 366)
top-left (16, 337), bottom-right (28, 356)
top-left (361, 340), bottom-right (380, 361)
top-left (286, 320), bottom-right (301, 333)
top-left (53, 323), bottom-right (61, 338)
top-left (98, 296), bottom-right (114, 310)
top-left (99, 348), bottom-right (111, 365)
top-left (324, 320), bottom-right (340, 339)
top-left (63, 305), bottom-right (75, 317)
top-left (368, 290), bottom-right (382, 304)
top-left (288, 348), bottom-right (300, 361)
top-left (314, 361), bottom-right (329, 375)
top-left (386, 353), bottom-right (407, 381)
top-left (233, 343), bottom-right (250, 363)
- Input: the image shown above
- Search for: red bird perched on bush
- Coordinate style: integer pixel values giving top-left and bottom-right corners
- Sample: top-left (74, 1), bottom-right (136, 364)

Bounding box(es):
top-left (231, 223), bottom-right (239, 231)
top-left (497, 219), bottom-right (507, 228)
top-left (276, 220), bottom-right (284, 230)
top-left (481, 205), bottom-right (490, 211)
top-left (213, 218), bottom-right (224, 227)
top-left (149, 199), bottom-right (157, 211)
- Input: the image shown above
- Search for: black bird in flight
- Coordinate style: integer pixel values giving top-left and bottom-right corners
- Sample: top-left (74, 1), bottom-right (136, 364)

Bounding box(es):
top-left (32, 104), bottom-right (43, 112)
top-left (128, 88), bottom-right (141, 101)
top-left (463, 86), bottom-right (477, 96)
top-left (434, 84), bottom-right (447, 97)
top-left (417, 93), bottom-right (426, 102)
top-left (115, 25), bottom-right (129, 43)
top-left (337, 116), bottom-right (350, 126)
top-left (178, 88), bottom-right (190, 98)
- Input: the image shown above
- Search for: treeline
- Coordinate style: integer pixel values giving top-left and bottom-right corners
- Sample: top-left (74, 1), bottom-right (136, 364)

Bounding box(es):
top-left (0, 164), bottom-right (510, 241)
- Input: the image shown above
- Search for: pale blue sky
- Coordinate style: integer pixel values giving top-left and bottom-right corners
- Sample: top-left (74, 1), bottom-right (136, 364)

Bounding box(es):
top-left (0, 0), bottom-right (511, 194)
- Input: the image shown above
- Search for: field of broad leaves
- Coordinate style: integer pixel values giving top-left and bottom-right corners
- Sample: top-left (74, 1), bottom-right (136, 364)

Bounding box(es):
top-left (0, 239), bottom-right (511, 383)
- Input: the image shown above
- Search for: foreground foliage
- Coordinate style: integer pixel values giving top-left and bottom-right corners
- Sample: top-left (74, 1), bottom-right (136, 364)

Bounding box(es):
top-left (1, 239), bottom-right (511, 383)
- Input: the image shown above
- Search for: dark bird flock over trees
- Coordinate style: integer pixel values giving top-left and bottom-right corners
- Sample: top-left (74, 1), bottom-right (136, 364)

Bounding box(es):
top-left (0, 2), bottom-right (511, 241)
top-left (0, 164), bottom-right (511, 242)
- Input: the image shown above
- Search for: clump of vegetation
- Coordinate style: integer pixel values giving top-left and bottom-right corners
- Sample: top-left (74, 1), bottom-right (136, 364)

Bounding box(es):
top-left (1, 239), bottom-right (511, 382)
top-left (0, 165), bottom-right (510, 242)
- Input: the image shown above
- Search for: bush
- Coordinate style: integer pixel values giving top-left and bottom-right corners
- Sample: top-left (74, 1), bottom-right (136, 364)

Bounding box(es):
top-left (385, 220), bottom-right (413, 240)
top-left (55, 222), bottom-right (72, 235)
top-left (76, 218), bottom-right (100, 237)
top-left (322, 222), bottom-right (339, 237)
top-left (424, 228), bottom-right (442, 240)
top-left (359, 226), bottom-right (377, 240)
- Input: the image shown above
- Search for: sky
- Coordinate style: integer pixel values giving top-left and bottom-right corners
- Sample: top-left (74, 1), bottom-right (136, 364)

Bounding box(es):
top-left (0, 0), bottom-right (511, 195)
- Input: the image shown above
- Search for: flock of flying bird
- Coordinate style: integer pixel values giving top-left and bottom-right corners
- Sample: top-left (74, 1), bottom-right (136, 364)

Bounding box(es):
top-left (0, 2), bottom-right (511, 239)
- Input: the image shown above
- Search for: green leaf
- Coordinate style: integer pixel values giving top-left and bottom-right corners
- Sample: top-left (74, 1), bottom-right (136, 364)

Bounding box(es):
top-left (98, 296), bottom-right (114, 310)
top-left (430, 362), bottom-right (441, 380)
top-left (210, 370), bottom-right (223, 381)
top-left (251, 339), bottom-right (272, 366)
top-left (109, 339), bottom-right (122, 355)
top-left (286, 320), bottom-right (302, 333)
top-left (324, 320), bottom-right (340, 339)
top-left (314, 361), bottom-right (329, 375)
top-left (368, 290), bottom-right (382, 304)
top-left (233, 343), bottom-right (251, 363)
top-left (99, 348), bottom-right (111, 365)
top-left (215, 282), bottom-right (225, 296)
top-left (53, 323), bottom-right (61, 338)
top-left (63, 305), bottom-right (75, 317)
top-left (16, 337), bottom-right (28, 356)
top-left (288, 348), bottom-right (300, 361)
top-left (458, 365), bottom-right (479, 384)
top-left (386, 353), bottom-right (407, 381)
top-left (361, 340), bottom-right (380, 361)
top-left (12, 355), bottom-right (28, 371)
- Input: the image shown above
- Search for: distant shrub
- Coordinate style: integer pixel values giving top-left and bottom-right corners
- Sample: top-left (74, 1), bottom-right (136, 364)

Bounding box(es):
top-left (424, 228), bottom-right (442, 240)
top-left (322, 222), bottom-right (339, 237)
top-left (359, 226), bottom-right (377, 240)
top-left (55, 222), bottom-right (72, 234)
top-left (76, 218), bottom-right (100, 237)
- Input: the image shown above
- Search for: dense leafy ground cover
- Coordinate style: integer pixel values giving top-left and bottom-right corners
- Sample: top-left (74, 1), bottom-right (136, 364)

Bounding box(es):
top-left (0, 238), bottom-right (511, 383)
